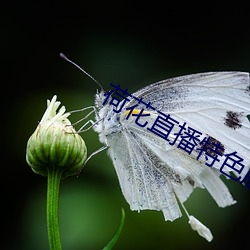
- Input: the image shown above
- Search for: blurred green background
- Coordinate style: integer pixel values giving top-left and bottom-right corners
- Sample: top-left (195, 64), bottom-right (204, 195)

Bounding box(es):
top-left (2, 2), bottom-right (250, 250)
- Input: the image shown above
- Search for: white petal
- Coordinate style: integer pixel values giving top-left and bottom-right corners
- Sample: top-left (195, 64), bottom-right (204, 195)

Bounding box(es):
top-left (188, 215), bottom-right (213, 242)
top-left (40, 95), bottom-right (57, 123)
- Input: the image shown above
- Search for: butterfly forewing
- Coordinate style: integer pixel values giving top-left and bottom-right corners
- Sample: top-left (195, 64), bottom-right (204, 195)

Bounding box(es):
top-left (125, 72), bottom-right (250, 170)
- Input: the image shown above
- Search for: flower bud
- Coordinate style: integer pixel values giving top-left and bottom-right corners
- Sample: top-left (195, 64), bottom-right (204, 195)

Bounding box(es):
top-left (26, 95), bottom-right (87, 178)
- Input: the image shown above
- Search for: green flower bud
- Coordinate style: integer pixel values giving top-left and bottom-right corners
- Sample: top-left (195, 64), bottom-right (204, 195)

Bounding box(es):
top-left (26, 95), bottom-right (87, 178)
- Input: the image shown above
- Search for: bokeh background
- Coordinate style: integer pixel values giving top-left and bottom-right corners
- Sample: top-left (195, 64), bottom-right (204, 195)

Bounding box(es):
top-left (2, 2), bottom-right (250, 250)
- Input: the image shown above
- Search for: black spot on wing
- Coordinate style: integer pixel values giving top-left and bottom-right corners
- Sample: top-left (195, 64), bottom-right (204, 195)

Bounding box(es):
top-left (224, 111), bottom-right (243, 130)
top-left (246, 84), bottom-right (250, 95)
top-left (198, 135), bottom-right (225, 156)
top-left (186, 177), bottom-right (195, 186)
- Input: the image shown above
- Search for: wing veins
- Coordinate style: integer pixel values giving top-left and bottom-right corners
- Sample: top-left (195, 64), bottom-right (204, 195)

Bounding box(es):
top-left (122, 131), bottom-right (141, 206)
top-left (123, 130), bottom-right (152, 208)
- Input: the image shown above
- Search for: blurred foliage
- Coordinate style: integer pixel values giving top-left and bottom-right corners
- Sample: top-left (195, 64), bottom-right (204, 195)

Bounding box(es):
top-left (3, 2), bottom-right (250, 250)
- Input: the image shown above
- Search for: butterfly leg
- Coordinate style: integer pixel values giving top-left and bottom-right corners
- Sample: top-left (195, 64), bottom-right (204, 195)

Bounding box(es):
top-left (70, 106), bottom-right (97, 126)
top-left (77, 117), bottom-right (104, 133)
top-left (77, 145), bottom-right (108, 176)
top-left (68, 106), bottom-right (102, 132)
top-left (85, 145), bottom-right (108, 165)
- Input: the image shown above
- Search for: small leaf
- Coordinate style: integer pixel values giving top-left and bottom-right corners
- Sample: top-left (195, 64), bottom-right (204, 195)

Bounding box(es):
top-left (102, 208), bottom-right (125, 250)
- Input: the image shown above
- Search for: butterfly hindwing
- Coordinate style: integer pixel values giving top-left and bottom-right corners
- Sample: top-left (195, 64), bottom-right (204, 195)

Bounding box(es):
top-left (107, 126), bottom-right (182, 221)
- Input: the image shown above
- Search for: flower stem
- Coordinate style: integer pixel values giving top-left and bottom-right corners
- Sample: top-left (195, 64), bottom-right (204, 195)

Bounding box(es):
top-left (47, 165), bottom-right (63, 250)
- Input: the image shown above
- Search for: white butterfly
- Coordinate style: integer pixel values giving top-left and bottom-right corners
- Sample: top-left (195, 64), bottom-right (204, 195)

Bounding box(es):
top-left (60, 53), bottom-right (250, 242)
top-left (89, 72), bottom-right (250, 242)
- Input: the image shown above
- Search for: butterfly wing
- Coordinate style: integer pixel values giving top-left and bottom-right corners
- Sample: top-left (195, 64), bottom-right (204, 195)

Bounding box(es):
top-left (126, 72), bottom-right (250, 171)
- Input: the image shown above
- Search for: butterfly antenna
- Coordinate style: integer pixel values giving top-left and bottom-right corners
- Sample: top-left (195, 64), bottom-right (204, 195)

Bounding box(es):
top-left (60, 53), bottom-right (104, 92)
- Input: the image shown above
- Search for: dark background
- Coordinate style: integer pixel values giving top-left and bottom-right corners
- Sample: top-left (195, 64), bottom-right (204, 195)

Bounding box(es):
top-left (2, 1), bottom-right (250, 250)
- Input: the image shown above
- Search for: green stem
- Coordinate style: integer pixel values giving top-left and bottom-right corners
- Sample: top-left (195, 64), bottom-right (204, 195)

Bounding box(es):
top-left (47, 165), bottom-right (63, 250)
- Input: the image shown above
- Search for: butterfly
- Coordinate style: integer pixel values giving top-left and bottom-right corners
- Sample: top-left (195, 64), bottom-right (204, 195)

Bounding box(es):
top-left (91, 72), bottom-right (250, 241)
top-left (61, 55), bottom-right (250, 241)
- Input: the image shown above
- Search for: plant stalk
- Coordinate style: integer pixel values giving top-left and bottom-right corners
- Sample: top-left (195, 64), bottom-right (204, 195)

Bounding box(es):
top-left (47, 165), bottom-right (63, 250)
